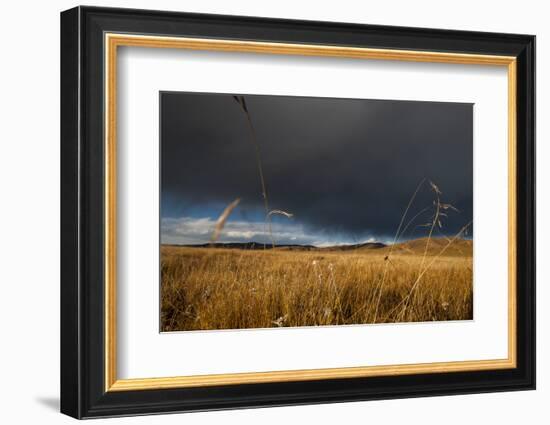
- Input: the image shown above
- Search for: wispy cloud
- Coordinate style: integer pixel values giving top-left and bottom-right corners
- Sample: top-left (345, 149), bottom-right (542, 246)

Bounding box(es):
top-left (161, 216), bottom-right (379, 247)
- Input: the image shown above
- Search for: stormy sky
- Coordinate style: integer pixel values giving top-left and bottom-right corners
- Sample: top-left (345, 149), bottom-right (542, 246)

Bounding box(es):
top-left (160, 92), bottom-right (473, 246)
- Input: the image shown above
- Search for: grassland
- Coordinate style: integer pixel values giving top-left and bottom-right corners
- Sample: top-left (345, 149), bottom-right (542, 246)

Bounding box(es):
top-left (160, 238), bottom-right (473, 331)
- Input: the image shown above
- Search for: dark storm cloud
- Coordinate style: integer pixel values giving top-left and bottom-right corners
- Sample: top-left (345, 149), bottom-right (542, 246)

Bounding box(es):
top-left (161, 92), bottom-right (472, 241)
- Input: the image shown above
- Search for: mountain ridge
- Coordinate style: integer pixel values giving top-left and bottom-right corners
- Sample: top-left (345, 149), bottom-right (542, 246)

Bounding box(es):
top-left (166, 241), bottom-right (387, 251)
top-left (164, 237), bottom-right (472, 255)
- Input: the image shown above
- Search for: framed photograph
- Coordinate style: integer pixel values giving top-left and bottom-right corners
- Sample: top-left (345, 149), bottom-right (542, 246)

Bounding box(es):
top-left (60, 6), bottom-right (535, 419)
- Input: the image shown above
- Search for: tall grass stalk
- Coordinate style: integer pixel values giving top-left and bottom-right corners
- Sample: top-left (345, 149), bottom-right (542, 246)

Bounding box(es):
top-left (371, 178), bottom-right (426, 322)
top-left (233, 96), bottom-right (275, 247)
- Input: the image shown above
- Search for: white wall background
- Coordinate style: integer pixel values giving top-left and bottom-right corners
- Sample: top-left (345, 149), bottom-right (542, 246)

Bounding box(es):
top-left (0, 0), bottom-right (545, 423)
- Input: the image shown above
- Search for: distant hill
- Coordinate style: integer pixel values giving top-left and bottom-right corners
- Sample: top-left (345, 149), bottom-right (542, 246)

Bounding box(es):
top-left (165, 238), bottom-right (471, 256)
top-left (170, 241), bottom-right (387, 251)
top-left (285, 242), bottom-right (387, 251)
top-left (381, 237), bottom-right (472, 257)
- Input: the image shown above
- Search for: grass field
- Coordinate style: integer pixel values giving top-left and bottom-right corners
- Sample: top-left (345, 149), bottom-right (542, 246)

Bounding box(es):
top-left (160, 238), bottom-right (473, 331)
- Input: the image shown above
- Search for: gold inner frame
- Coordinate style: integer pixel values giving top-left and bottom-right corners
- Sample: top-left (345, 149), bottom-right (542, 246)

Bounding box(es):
top-left (104, 33), bottom-right (517, 392)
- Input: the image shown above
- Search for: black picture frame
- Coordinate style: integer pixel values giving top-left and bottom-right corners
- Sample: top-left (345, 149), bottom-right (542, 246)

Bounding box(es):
top-left (61, 5), bottom-right (535, 419)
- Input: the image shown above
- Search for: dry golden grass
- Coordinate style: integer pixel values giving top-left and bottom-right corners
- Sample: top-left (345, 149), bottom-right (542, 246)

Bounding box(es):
top-left (160, 240), bottom-right (472, 332)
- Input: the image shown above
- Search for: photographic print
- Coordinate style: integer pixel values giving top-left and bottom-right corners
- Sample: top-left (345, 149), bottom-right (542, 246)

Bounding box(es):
top-left (160, 92), bottom-right (473, 332)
